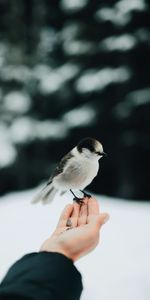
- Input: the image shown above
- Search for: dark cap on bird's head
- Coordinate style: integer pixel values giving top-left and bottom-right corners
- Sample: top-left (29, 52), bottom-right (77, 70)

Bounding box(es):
top-left (77, 137), bottom-right (107, 157)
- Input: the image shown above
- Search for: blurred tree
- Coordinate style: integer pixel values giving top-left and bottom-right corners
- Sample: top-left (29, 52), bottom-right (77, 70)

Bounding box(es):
top-left (0, 0), bottom-right (150, 200)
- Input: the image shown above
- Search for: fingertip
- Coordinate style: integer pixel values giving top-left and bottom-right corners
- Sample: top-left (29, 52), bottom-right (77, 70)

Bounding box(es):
top-left (88, 197), bottom-right (100, 215)
top-left (88, 196), bottom-right (97, 202)
top-left (96, 213), bottom-right (110, 228)
top-left (71, 201), bottom-right (80, 217)
top-left (66, 203), bottom-right (74, 209)
top-left (61, 203), bottom-right (74, 218)
top-left (100, 213), bottom-right (110, 224)
top-left (83, 197), bottom-right (89, 204)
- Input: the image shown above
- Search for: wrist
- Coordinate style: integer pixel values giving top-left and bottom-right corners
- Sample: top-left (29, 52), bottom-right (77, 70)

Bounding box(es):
top-left (40, 240), bottom-right (74, 261)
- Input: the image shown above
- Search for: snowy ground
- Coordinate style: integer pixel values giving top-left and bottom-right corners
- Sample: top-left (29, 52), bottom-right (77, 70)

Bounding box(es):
top-left (0, 187), bottom-right (150, 300)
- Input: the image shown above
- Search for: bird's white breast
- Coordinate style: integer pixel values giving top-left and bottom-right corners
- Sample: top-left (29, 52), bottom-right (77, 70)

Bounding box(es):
top-left (75, 157), bottom-right (99, 188)
top-left (53, 155), bottom-right (99, 190)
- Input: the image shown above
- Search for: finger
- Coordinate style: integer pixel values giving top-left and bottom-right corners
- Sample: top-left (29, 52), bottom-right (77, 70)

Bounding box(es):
top-left (97, 213), bottom-right (110, 227)
top-left (70, 202), bottom-right (80, 227)
top-left (56, 204), bottom-right (74, 228)
top-left (78, 198), bottom-right (88, 226)
top-left (89, 213), bottom-right (110, 228)
top-left (87, 198), bottom-right (100, 223)
top-left (71, 202), bottom-right (80, 218)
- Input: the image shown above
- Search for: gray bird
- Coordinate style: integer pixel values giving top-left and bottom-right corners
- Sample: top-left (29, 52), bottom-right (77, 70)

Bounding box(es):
top-left (33, 137), bottom-right (107, 204)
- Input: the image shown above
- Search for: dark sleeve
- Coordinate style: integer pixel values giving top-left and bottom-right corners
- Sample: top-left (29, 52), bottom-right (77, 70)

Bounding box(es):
top-left (0, 252), bottom-right (83, 300)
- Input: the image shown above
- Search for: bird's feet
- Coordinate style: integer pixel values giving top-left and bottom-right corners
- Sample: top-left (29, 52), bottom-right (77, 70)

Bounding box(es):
top-left (70, 189), bottom-right (91, 205)
top-left (73, 196), bottom-right (84, 205)
top-left (80, 190), bottom-right (92, 198)
top-left (70, 189), bottom-right (84, 204)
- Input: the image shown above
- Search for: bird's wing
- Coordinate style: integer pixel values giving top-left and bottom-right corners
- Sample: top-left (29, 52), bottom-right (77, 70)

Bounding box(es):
top-left (47, 151), bottom-right (74, 184)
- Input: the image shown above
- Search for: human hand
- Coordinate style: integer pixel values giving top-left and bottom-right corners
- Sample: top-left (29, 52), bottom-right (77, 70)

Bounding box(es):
top-left (40, 197), bottom-right (109, 262)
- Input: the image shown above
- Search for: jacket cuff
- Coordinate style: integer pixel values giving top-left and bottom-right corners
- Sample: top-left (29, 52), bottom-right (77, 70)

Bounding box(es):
top-left (1, 252), bottom-right (83, 300)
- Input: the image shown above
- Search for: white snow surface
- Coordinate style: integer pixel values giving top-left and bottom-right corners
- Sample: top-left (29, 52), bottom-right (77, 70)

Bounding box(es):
top-left (0, 188), bottom-right (150, 300)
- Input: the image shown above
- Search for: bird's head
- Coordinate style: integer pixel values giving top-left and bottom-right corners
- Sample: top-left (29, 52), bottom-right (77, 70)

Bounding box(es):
top-left (77, 137), bottom-right (107, 160)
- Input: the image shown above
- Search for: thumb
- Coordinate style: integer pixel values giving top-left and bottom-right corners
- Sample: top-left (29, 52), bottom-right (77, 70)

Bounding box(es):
top-left (97, 213), bottom-right (110, 228)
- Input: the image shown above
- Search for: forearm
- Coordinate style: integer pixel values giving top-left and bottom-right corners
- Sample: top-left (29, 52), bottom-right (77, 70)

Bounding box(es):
top-left (0, 252), bottom-right (83, 300)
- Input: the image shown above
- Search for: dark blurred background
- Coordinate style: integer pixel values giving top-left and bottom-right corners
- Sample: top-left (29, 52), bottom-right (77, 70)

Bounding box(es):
top-left (0, 0), bottom-right (150, 200)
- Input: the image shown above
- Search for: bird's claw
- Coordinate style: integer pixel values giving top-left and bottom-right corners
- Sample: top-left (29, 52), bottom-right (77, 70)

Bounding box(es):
top-left (83, 192), bottom-right (91, 198)
top-left (70, 189), bottom-right (91, 204)
top-left (73, 197), bottom-right (84, 205)
top-left (80, 190), bottom-right (92, 199)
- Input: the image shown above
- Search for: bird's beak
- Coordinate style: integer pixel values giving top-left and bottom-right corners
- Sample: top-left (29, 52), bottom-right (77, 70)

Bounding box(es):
top-left (95, 151), bottom-right (107, 157)
top-left (101, 151), bottom-right (107, 157)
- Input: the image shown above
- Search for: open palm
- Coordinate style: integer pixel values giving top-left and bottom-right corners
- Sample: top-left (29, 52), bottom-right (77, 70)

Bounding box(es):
top-left (40, 197), bottom-right (109, 261)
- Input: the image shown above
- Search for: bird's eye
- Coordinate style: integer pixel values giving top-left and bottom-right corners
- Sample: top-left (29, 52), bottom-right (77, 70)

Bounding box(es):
top-left (95, 151), bottom-right (101, 155)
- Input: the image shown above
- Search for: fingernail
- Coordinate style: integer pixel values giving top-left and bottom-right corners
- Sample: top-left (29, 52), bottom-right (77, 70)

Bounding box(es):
top-left (66, 218), bottom-right (72, 227)
top-left (103, 214), bottom-right (110, 224)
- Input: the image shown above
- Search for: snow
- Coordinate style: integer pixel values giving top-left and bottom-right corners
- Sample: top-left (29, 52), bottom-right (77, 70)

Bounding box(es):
top-left (100, 34), bottom-right (137, 52)
top-left (0, 188), bottom-right (150, 300)
top-left (76, 67), bottom-right (131, 93)
top-left (63, 40), bottom-right (95, 55)
top-left (61, 0), bottom-right (88, 12)
top-left (1, 65), bottom-right (32, 83)
top-left (35, 120), bottom-right (68, 139)
top-left (116, 0), bottom-right (146, 14)
top-left (1, 103), bottom-right (96, 152)
top-left (114, 88), bottom-right (150, 119)
top-left (38, 28), bottom-right (58, 55)
top-left (4, 91), bottom-right (31, 114)
top-left (0, 124), bottom-right (17, 167)
top-left (9, 118), bottom-right (68, 144)
top-left (126, 88), bottom-right (150, 106)
top-left (136, 28), bottom-right (150, 42)
top-left (38, 63), bottom-right (79, 94)
top-left (63, 105), bottom-right (97, 128)
top-left (9, 118), bottom-right (36, 143)
top-left (62, 23), bottom-right (80, 41)
top-left (95, 7), bottom-right (130, 27)
top-left (0, 43), bottom-right (8, 67)
top-left (95, 0), bottom-right (147, 27)
top-left (0, 142), bottom-right (16, 168)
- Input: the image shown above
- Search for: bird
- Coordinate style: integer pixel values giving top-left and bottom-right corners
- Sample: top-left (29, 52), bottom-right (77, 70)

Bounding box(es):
top-left (32, 137), bottom-right (107, 204)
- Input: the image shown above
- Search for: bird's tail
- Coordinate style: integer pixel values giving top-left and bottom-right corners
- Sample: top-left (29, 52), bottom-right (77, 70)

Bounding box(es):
top-left (32, 183), bottom-right (57, 204)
